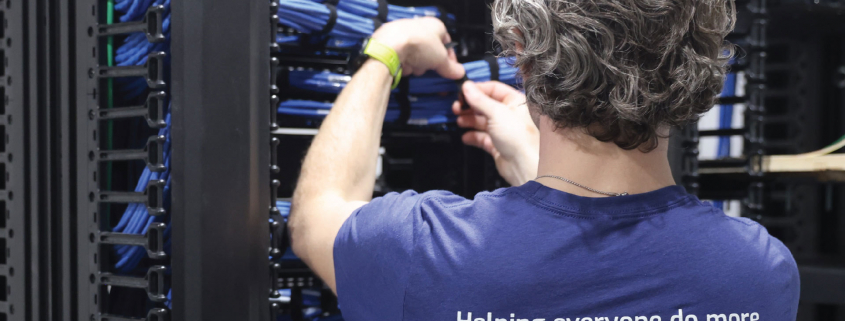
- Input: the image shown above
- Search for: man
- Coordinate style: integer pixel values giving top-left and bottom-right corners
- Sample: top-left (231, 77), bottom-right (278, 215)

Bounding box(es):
top-left (290, 0), bottom-right (799, 320)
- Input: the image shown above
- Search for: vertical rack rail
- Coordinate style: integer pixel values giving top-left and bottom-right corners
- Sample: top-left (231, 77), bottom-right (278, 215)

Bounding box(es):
top-left (74, 0), bottom-right (101, 318)
top-left (4, 0), bottom-right (31, 318)
top-left (269, 0), bottom-right (285, 319)
top-left (743, 0), bottom-right (767, 217)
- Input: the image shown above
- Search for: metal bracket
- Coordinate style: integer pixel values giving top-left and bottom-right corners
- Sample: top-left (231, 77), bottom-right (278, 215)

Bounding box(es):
top-left (98, 179), bottom-right (167, 216)
top-left (100, 266), bottom-right (168, 302)
top-left (269, 217), bottom-right (287, 260)
top-left (270, 57), bottom-right (279, 95)
top-left (98, 51), bottom-right (167, 89)
top-left (99, 222), bottom-right (167, 259)
top-left (98, 91), bottom-right (167, 128)
top-left (270, 179), bottom-right (281, 217)
top-left (270, 137), bottom-right (280, 173)
top-left (98, 5), bottom-right (166, 43)
top-left (98, 135), bottom-right (167, 172)
top-left (269, 263), bottom-right (282, 296)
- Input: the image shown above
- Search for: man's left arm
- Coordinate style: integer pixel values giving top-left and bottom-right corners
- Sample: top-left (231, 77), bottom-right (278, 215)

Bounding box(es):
top-left (288, 17), bottom-right (465, 293)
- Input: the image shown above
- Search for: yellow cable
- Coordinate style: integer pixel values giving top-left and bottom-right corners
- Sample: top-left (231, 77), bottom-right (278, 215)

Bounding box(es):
top-left (795, 134), bottom-right (845, 158)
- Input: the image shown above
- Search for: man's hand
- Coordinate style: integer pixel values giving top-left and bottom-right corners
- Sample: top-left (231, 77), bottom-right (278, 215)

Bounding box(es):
top-left (371, 17), bottom-right (465, 79)
top-left (453, 81), bottom-right (540, 186)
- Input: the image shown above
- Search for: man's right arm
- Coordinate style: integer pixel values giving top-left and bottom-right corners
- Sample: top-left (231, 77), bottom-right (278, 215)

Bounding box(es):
top-left (452, 81), bottom-right (540, 186)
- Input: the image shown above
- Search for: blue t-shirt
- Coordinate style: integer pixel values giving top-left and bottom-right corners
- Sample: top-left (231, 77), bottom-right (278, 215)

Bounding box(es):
top-left (333, 182), bottom-right (799, 321)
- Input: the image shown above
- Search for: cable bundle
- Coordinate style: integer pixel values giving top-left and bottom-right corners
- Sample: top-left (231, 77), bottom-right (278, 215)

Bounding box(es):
top-left (278, 0), bottom-right (456, 44)
top-left (308, 0), bottom-right (454, 22)
top-left (277, 34), bottom-right (361, 48)
top-left (114, 0), bottom-right (172, 99)
top-left (279, 0), bottom-right (376, 41)
top-left (285, 56), bottom-right (520, 95)
top-left (278, 94), bottom-right (458, 125)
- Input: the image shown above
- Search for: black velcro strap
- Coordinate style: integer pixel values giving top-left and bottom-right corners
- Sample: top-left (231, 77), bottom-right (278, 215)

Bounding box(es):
top-left (433, 5), bottom-right (450, 26)
top-left (323, 0), bottom-right (339, 6)
top-left (376, 0), bottom-right (388, 22)
top-left (396, 78), bottom-right (411, 124)
top-left (455, 74), bottom-right (470, 110)
top-left (484, 55), bottom-right (499, 81)
top-left (371, 17), bottom-right (382, 30)
top-left (320, 4), bottom-right (338, 35)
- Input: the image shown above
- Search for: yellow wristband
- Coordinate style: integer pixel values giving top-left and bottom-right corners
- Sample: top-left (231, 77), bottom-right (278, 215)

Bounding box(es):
top-left (364, 38), bottom-right (402, 90)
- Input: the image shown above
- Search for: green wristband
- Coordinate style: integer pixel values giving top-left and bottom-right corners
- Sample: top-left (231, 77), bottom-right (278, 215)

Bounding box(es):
top-left (363, 38), bottom-right (403, 89)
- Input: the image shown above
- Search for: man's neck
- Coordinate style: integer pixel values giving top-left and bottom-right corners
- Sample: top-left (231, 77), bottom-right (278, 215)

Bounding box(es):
top-left (535, 117), bottom-right (676, 197)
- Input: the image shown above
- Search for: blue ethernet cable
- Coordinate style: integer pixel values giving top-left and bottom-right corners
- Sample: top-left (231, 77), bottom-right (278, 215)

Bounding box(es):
top-left (278, 95), bottom-right (458, 125)
top-left (716, 72), bottom-right (737, 159)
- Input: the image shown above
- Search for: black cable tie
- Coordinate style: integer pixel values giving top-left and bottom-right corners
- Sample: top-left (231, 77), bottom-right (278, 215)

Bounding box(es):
top-left (396, 78), bottom-right (411, 124)
top-left (324, 0), bottom-right (339, 6)
top-left (433, 5), bottom-right (450, 27)
top-left (320, 4), bottom-right (338, 35)
top-left (456, 74), bottom-right (470, 110)
top-left (371, 17), bottom-right (383, 30)
top-left (376, 0), bottom-right (388, 23)
top-left (484, 55), bottom-right (500, 82)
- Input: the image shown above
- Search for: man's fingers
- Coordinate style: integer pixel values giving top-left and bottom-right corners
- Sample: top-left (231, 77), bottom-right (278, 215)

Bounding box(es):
top-left (462, 81), bottom-right (502, 115)
top-left (435, 57), bottom-right (465, 80)
top-left (456, 114), bottom-right (488, 131)
top-left (473, 81), bottom-right (524, 103)
top-left (462, 131), bottom-right (497, 156)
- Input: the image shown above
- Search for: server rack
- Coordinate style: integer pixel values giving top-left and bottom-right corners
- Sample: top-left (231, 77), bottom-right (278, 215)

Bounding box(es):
top-left (4, 0), bottom-right (843, 320)
top-left (68, 0), bottom-right (272, 319)
top-left (696, 0), bottom-right (845, 318)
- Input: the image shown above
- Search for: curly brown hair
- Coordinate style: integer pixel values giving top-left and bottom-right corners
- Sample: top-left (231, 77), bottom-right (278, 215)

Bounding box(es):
top-left (492, 0), bottom-right (736, 151)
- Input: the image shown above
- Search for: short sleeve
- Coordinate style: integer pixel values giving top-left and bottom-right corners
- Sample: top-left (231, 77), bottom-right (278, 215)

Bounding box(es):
top-left (333, 190), bottom-right (421, 321)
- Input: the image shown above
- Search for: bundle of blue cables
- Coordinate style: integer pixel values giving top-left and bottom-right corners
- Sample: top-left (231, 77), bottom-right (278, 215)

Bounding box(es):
top-left (279, 57), bottom-right (520, 125)
top-left (110, 0), bottom-right (173, 277)
top-left (285, 57), bottom-right (519, 95)
top-left (278, 0), bottom-right (454, 43)
top-left (309, 0), bottom-right (454, 22)
top-left (279, 0), bottom-right (375, 41)
top-left (277, 34), bottom-right (361, 49)
top-left (113, 0), bottom-right (172, 100)
top-left (279, 94), bottom-right (458, 125)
